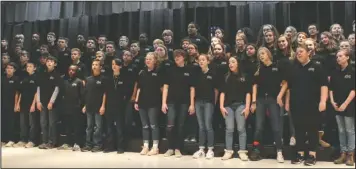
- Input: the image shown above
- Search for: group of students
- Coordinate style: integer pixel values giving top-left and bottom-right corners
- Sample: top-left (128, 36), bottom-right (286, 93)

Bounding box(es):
top-left (1, 21), bottom-right (355, 166)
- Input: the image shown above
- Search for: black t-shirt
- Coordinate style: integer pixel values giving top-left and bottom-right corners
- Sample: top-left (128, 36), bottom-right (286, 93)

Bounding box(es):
top-left (317, 48), bottom-right (338, 77)
top-left (210, 57), bottom-right (228, 90)
top-left (73, 61), bottom-right (88, 80)
top-left (140, 45), bottom-right (154, 58)
top-left (48, 43), bottom-right (58, 57)
top-left (137, 68), bottom-right (163, 108)
top-left (16, 64), bottom-right (28, 80)
top-left (1, 75), bottom-right (20, 108)
top-left (164, 65), bottom-right (194, 104)
top-left (132, 55), bottom-right (146, 73)
top-left (157, 60), bottom-right (173, 81)
top-left (287, 61), bottom-right (328, 113)
top-left (165, 43), bottom-right (176, 61)
top-left (240, 58), bottom-right (258, 79)
top-left (253, 63), bottom-right (287, 99)
top-left (221, 73), bottom-right (251, 107)
top-left (63, 77), bottom-right (84, 111)
top-left (37, 70), bottom-right (61, 106)
top-left (184, 34), bottom-right (209, 53)
top-left (57, 48), bottom-right (72, 76)
top-left (82, 49), bottom-right (97, 73)
top-left (30, 45), bottom-right (41, 66)
top-left (231, 47), bottom-right (246, 60)
top-left (105, 74), bottom-right (127, 111)
top-left (330, 65), bottom-right (355, 117)
top-left (194, 69), bottom-right (218, 103)
top-left (84, 74), bottom-right (107, 113)
top-left (121, 63), bottom-right (139, 99)
top-left (19, 73), bottom-right (37, 110)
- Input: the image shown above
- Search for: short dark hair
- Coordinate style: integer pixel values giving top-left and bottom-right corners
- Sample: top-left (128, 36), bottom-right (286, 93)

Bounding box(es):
top-left (47, 56), bottom-right (58, 63)
top-left (58, 37), bottom-right (69, 42)
top-left (173, 49), bottom-right (187, 59)
top-left (113, 58), bottom-right (123, 66)
top-left (7, 62), bottom-right (18, 70)
top-left (26, 61), bottom-right (36, 67)
top-left (106, 41), bottom-right (116, 48)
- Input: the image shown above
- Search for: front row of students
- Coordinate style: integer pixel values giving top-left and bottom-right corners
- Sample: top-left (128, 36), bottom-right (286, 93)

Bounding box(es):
top-left (1, 45), bottom-right (354, 166)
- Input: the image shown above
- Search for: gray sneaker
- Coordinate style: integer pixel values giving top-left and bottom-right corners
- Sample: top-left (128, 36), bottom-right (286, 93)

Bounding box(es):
top-left (13, 141), bottom-right (27, 148)
top-left (25, 142), bottom-right (35, 148)
top-left (5, 141), bottom-right (15, 147)
top-left (57, 144), bottom-right (71, 150)
top-left (164, 149), bottom-right (174, 157)
top-left (277, 151), bottom-right (285, 163)
top-left (72, 144), bottom-right (81, 151)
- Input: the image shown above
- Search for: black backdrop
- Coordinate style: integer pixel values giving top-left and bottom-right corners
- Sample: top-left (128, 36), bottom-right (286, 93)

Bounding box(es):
top-left (1, 1), bottom-right (355, 50)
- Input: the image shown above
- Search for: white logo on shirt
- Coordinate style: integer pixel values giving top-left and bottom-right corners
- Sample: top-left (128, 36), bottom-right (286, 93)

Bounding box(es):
top-left (128, 68), bottom-right (133, 72)
top-left (196, 39), bottom-right (201, 42)
top-left (36, 49), bottom-right (40, 52)
top-left (145, 48), bottom-right (150, 51)
top-left (169, 49), bottom-right (173, 51)
top-left (118, 81), bottom-right (123, 85)
top-left (240, 77), bottom-right (246, 82)
top-left (351, 60), bottom-right (355, 64)
top-left (315, 61), bottom-right (321, 65)
top-left (29, 80), bottom-right (34, 84)
top-left (165, 63), bottom-right (171, 66)
top-left (78, 68), bottom-right (81, 71)
top-left (9, 80), bottom-right (14, 83)
top-left (96, 81), bottom-right (101, 84)
top-left (50, 76), bottom-right (54, 80)
top-left (101, 69), bottom-right (105, 73)
top-left (221, 62), bottom-right (227, 65)
top-left (272, 67), bottom-right (278, 72)
top-left (207, 75), bottom-right (212, 79)
top-left (184, 73), bottom-right (190, 76)
top-left (135, 59), bottom-right (140, 63)
top-left (72, 83), bottom-right (77, 87)
top-left (308, 68), bottom-right (315, 72)
top-left (152, 73), bottom-right (157, 76)
top-left (64, 53), bottom-right (69, 56)
top-left (345, 75), bottom-right (351, 79)
top-left (193, 63), bottom-right (199, 66)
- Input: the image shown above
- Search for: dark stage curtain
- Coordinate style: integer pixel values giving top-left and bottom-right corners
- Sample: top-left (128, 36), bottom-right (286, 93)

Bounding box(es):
top-left (1, 1), bottom-right (355, 50)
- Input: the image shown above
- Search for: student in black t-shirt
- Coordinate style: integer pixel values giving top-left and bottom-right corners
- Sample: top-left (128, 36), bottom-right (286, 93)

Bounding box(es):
top-left (191, 54), bottom-right (218, 159)
top-left (36, 56), bottom-right (61, 149)
top-left (57, 65), bottom-right (85, 151)
top-left (161, 49), bottom-right (195, 157)
top-left (2, 62), bottom-right (20, 147)
top-left (330, 50), bottom-right (355, 166)
top-left (81, 59), bottom-right (107, 153)
top-left (219, 57), bottom-right (251, 161)
top-left (249, 47), bottom-right (287, 163)
top-left (13, 62), bottom-right (38, 148)
top-left (286, 44), bottom-right (328, 166)
top-left (103, 58), bottom-right (127, 154)
top-left (184, 22), bottom-right (209, 53)
top-left (57, 37), bottom-right (72, 76)
top-left (2, 53), bottom-right (10, 76)
top-left (71, 48), bottom-right (88, 80)
top-left (134, 52), bottom-right (162, 156)
top-left (181, 38), bottom-right (191, 52)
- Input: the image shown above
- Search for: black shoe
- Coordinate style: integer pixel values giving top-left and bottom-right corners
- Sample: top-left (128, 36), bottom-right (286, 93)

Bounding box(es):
top-left (291, 153), bottom-right (305, 164)
top-left (46, 143), bottom-right (55, 149)
top-left (117, 149), bottom-right (124, 154)
top-left (250, 148), bottom-right (262, 161)
top-left (103, 147), bottom-right (115, 153)
top-left (91, 146), bottom-right (103, 152)
top-left (304, 155), bottom-right (316, 166)
top-left (81, 145), bottom-right (92, 152)
top-left (38, 143), bottom-right (47, 149)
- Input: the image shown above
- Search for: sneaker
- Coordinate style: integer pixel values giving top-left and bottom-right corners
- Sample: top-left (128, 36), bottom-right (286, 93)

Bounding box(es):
top-left (164, 149), bottom-right (174, 157)
top-left (250, 148), bottom-right (262, 161)
top-left (304, 155), bottom-right (316, 166)
top-left (184, 138), bottom-right (189, 142)
top-left (91, 146), bottom-right (102, 152)
top-left (221, 150), bottom-right (234, 160)
top-left (5, 141), bottom-right (15, 147)
top-left (72, 144), bottom-right (81, 151)
top-left (25, 142), bottom-right (35, 148)
top-left (2, 142), bottom-right (6, 147)
top-left (289, 137), bottom-right (296, 146)
top-left (193, 149), bottom-right (205, 159)
top-left (46, 143), bottom-right (55, 149)
top-left (206, 149), bottom-right (214, 159)
top-left (175, 149), bottom-right (182, 158)
top-left (277, 151), bottom-right (285, 163)
top-left (291, 153), bottom-right (304, 164)
top-left (57, 144), bottom-right (71, 150)
top-left (103, 147), bottom-right (115, 153)
top-left (81, 145), bottom-right (92, 152)
top-left (117, 149), bottom-right (125, 154)
top-left (147, 147), bottom-right (159, 156)
top-left (13, 141), bottom-right (27, 148)
top-left (238, 150), bottom-right (249, 161)
top-left (190, 137), bottom-right (197, 143)
top-left (140, 147), bottom-right (149, 155)
top-left (38, 143), bottom-right (47, 149)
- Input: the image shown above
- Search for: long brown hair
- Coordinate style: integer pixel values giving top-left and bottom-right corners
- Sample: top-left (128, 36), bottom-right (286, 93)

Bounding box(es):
top-left (318, 31), bottom-right (338, 52)
top-left (254, 47), bottom-right (273, 76)
top-left (278, 34), bottom-right (295, 60)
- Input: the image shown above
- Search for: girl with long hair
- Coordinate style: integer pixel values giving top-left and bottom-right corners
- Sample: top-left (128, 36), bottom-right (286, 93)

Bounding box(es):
top-left (317, 31), bottom-right (339, 78)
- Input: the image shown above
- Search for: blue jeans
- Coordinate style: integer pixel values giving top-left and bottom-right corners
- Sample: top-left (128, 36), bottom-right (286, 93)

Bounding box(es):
top-left (254, 97), bottom-right (282, 150)
top-left (86, 112), bottom-right (103, 147)
top-left (335, 115), bottom-right (355, 153)
top-left (224, 102), bottom-right (247, 151)
top-left (139, 107), bottom-right (160, 141)
top-left (195, 100), bottom-right (214, 148)
top-left (166, 104), bottom-right (189, 150)
top-left (40, 107), bottom-right (58, 145)
top-left (280, 108), bottom-right (296, 139)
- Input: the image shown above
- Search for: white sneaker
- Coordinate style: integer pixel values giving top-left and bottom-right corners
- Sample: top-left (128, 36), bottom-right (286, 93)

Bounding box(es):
top-left (290, 137), bottom-right (296, 146)
top-left (72, 144), bottom-right (81, 151)
top-left (5, 141), bottom-right (15, 147)
top-left (193, 149), bottom-right (205, 159)
top-left (206, 149), bottom-right (214, 159)
top-left (164, 149), bottom-right (174, 157)
top-left (277, 151), bottom-right (284, 163)
top-left (238, 150), bottom-right (249, 161)
top-left (25, 142), bottom-right (35, 148)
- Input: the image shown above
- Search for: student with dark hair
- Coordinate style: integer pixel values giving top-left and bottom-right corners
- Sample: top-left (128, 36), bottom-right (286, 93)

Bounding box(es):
top-left (181, 38), bottom-right (191, 52)
top-left (134, 52), bottom-right (162, 156)
top-left (57, 65), bottom-right (85, 151)
top-left (81, 59), bottom-right (107, 153)
top-left (308, 24), bottom-right (320, 43)
top-left (317, 31), bottom-right (339, 79)
top-left (97, 35), bottom-right (107, 52)
top-left (330, 50), bottom-right (355, 166)
top-left (17, 50), bottom-right (31, 80)
top-left (139, 33), bottom-right (154, 58)
top-left (232, 33), bottom-right (247, 60)
top-left (2, 53), bottom-right (11, 76)
top-left (2, 62), bottom-right (20, 147)
top-left (83, 37), bottom-right (97, 73)
top-left (184, 22), bottom-right (209, 53)
top-left (1, 39), bottom-right (9, 54)
top-left (220, 57), bottom-right (251, 161)
top-left (71, 48), bottom-right (88, 80)
top-left (30, 33), bottom-right (41, 66)
top-left (162, 29), bottom-right (176, 61)
top-left (104, 58), bottom-right (127, 154)
top-left (286, 44), bottom-right (328, 166)
top-left (192, 54), bottom-right (218, 159)
top-left (215, 28), bottom-right (232, 55)
top-left (36, 56), bottom-right (61, 149)
top-left (13, 62), bottom-right (39, 148)
top-left (162, 49), bottom-right (195, 158)
top-left (47, 32), bottom-right (57, 56)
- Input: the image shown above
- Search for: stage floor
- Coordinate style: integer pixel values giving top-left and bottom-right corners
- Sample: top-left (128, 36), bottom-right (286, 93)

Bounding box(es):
top-left (1, 147), bottom-right (353, 168)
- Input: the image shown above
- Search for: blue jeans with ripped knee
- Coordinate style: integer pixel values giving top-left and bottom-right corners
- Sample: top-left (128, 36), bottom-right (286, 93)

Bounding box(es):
top-left (139, 107), bottom-right (160, 141)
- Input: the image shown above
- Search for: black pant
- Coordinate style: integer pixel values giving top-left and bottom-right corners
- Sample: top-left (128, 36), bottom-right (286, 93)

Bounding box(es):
top-left (166, 104), bottom-right (188, 150)
top-left (184, 113), bottom-right (198, 139)
top-left (105, 107), bottom-right (126, 150)
top-left (293, 110), bottom-right (320, 152)
top-left (40, 107), bottom-right (58, 145)
top-left (1, 106), bottom-right (20, 142)
top-left (213, 97), bottom-right (225, 143)
top-left (62, 110), bottom-right (85, 146)
top-left (19, 110), bottom-right (40, 143)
